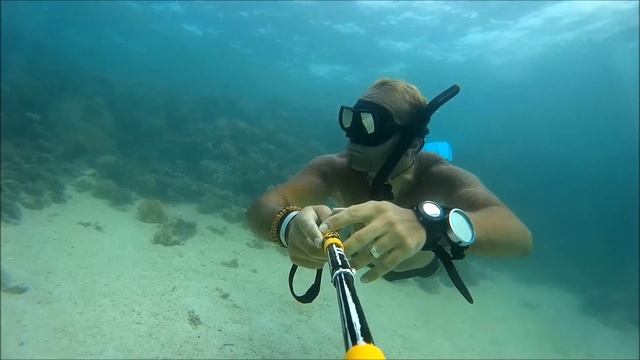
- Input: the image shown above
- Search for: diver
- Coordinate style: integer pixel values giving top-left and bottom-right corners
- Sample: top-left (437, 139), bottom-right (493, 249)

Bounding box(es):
top-left (245, 78), bottom-right (532, 300)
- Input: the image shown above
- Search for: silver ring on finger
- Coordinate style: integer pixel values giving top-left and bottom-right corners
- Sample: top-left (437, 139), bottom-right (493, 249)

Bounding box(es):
top-left (369, 244), bottom-right (382, 259)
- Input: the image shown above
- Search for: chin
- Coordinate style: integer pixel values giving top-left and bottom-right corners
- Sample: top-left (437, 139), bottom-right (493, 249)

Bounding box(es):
top-left (347, 162), bottom-right (372, 177)
top-left (354, 167), bottom-right (377, 180)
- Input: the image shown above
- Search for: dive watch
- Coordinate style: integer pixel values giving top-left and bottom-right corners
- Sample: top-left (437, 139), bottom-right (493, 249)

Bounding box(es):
top-left (413, 200), bottom-right (477, 303)
top-left (414, 201), bottom-right (476, 252)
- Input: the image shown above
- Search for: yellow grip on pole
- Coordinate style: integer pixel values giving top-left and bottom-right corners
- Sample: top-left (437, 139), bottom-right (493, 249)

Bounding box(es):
top-left (323, 231), bottom-right (343, 253)
top-left (344, 343), bottom-right (386, 360)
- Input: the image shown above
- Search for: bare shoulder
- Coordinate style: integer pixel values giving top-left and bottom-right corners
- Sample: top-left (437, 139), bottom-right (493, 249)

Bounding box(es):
top-left (269, 153), bottom-right (348, 206)
top-left (415, 152), bottom-right (460, 183)
top-left (415, 152), bottom-right (449, 172)
top-left (305, 152), bottom-right (348, 176)
top-left (425, 156), bottom-right (479, 187)
top-left (308, 152), bottom-right (346, 168)
top-left (294, 152), bottom-right (352, 189)
top-left (416, 152), bottom-right (502, 209)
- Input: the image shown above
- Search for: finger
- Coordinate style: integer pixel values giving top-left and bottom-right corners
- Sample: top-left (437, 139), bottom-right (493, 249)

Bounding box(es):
top-left (348, 244), bottom-right (372, 270)
top-left (360, 247), bottom-right (405, 283)
top-left (313, 205), bottom-right (332, 223)
top-left (288, 230), bottom-right (327, 267)
top-left (331, 207), bottom-right (346, 215)
top-left (349, 236), bottom-right (395, 270)
top-left (302, 234), bottom-right (330, 259)
top-left (319, 202), bottom-right (378, 233)
top-left (343, 218), bottom-right (386, 257)
top-left (349, 249), bottom-right (375, 270)
top-left (297, 209), bottom-right (324, 247)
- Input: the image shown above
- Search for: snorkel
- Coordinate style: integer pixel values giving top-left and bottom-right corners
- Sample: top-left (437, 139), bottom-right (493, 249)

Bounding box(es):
top-left (369, 84), bottom-right (461, 201)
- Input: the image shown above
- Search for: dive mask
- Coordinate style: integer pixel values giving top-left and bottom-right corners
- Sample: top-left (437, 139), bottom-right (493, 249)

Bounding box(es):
top-left (339, 100), bottom-right (400, 146)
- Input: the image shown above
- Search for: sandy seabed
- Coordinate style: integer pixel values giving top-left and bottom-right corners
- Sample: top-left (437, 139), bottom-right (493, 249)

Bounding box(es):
top-left (1, 190), bottom-right (638, 359)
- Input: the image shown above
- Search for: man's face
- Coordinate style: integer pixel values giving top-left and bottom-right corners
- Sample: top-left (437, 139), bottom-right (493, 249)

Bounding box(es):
top-left (347, 134), bottom-right (401, 179)
top-left (340, 100), bottom-right (399, 147)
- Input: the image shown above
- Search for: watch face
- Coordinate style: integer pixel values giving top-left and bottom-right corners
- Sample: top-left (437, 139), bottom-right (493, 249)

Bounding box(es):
top-left (421, 201), bottom-right (442, 218)
top-left (448, 209), bottom-right (475, 245)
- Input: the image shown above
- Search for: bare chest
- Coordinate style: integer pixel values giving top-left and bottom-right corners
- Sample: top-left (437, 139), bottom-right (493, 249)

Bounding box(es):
top-left (334, 174), bottom-right (443, 209)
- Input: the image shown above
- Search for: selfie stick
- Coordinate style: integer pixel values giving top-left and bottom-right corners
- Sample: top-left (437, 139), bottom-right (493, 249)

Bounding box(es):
top-left (323, 231), bottom-right (386, 360)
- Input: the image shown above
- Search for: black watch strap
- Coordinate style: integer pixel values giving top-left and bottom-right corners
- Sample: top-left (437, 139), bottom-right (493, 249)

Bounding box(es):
top-left (414, 208), bottom-right (445, 251)
top-left (414, 202), bottom-right (474, 303)
top-left (450, 243), bottom-right (468, 260)
top-left (433, 247), bottom-right (473, 304)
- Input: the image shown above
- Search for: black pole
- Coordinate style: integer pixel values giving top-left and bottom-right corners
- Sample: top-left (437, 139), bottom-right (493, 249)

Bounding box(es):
top-left (322, 231), bottom-right (387, 360)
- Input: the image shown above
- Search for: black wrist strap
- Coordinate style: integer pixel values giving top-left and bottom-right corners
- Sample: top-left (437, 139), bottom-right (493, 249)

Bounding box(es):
top-left (288, 265), bottom-right (323, 303)
top-left (287, 244), bottom-right (472, 304)
top-left (433, 246), bottom-right (474, 304)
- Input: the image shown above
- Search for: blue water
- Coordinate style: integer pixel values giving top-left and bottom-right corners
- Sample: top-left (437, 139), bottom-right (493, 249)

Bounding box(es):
top-left (1, 1), bottom-right (638, 357)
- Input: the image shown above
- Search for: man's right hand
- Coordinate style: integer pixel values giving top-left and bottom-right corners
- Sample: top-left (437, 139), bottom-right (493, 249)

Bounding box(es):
top-left (287, 205), bottom-right (332, 269)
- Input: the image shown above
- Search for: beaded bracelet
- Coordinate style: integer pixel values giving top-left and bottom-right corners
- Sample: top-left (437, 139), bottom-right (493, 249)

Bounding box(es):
top-left (270, 205), bottom-right (302, 246)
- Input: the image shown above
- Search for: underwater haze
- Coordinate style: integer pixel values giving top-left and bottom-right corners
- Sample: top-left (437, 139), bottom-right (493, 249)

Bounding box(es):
top-left (1, 1), bottom-right (639, 359)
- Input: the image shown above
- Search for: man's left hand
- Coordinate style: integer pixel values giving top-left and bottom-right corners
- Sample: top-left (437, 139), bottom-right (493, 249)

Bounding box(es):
top-left (318, 201), bottom-right (427, 283)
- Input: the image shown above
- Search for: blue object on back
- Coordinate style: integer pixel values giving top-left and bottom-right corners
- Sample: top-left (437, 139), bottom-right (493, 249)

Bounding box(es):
top-left (424, 141), bottom-right (453, 162)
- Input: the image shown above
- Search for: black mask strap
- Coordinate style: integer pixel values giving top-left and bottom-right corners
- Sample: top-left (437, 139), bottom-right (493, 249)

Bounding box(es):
top-left (369, 85), bottom-right (461, 201)
top-left (370, 128), bottom-right (416, 201)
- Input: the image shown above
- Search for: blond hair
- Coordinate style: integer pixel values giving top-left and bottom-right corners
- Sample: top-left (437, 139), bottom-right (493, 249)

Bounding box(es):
top-left (358, 78), bottom-right (428, 126)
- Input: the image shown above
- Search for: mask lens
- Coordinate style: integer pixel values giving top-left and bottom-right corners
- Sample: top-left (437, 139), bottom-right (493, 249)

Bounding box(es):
top-left (361, 112), bottom-right (375, 134)
top-left (339, 107), bottom-right (353, 130)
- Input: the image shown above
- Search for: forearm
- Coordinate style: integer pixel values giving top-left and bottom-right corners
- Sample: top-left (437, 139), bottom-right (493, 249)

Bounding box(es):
top-left (245, 192), bottom-right (290, 241)
top-left (466, 206), bottom-right (533, 257)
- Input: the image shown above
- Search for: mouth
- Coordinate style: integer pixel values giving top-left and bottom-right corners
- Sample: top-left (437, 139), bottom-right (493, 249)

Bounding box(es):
top-left (347, 143), bottom-right (366, 153)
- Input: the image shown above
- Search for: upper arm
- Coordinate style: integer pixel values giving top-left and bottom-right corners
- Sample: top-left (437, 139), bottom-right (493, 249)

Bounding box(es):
top-left (430, 163), bottom-right (503, 211)
top-left (271, 154), bottom-right (336, 207)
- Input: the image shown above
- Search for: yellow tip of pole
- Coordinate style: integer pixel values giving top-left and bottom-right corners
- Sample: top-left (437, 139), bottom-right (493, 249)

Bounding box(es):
top-left (344, 344), bottom-right (386, 360)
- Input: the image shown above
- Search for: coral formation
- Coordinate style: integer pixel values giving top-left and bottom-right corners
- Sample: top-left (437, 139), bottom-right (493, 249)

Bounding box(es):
top-left (91, 178), bottom-right (118, 198)
top-left (0, 269), bottom-right (29, 295)
top-left (77, 221), bottom-right (104, 233)
top-left (73, 176), bottom-right (94, 192)
top-left (91, 178), bottom-right (134, 206)
top-left (1, 180), bottom-right (22, 198)
top-left (47, 178), bottom-right (67, 203)
top-left (19, 194), bottom-right (49, 210)
top-left (196, 188), bottom-right (234, 214)
top-left (187, 310), bottom-right (202, 327)
top-left (136, 199), bottom-right (168, 224)
top-left (246, 237), bottom-right (265, 250)
top-left (47, 96), bottom-right (117, 159)
top-left (221, 259), bottom-right (239, 269)
top-left (0, 58), bottom-right (322, 240)
top-left (0, 197), bottom-right (22, 224)
top-left (48, 190), bottom-right (66, 204)
top-left (94, 155), bottom-right (126, 181)
top-left (206, 224), bottom-right (227, 236)
top-left (220, 206), bottom-right (245, 224)
top-left (0, 125), bottom-right (69, 219)
top-left (151, 217), bottom-right (197, 246)
top-left (135, 174), bottom-right (158, 197)
top-left (22, 181), bottom-right (47, 196)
